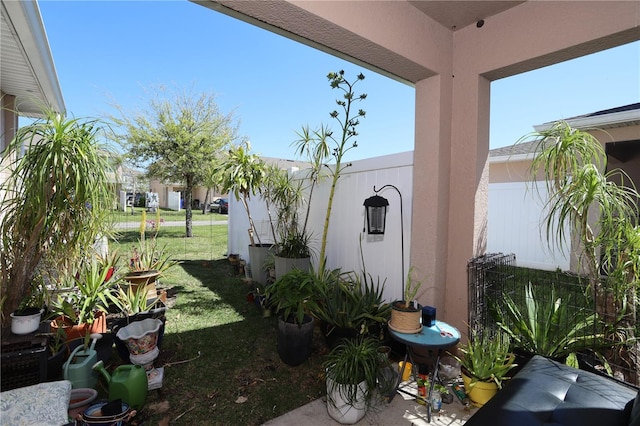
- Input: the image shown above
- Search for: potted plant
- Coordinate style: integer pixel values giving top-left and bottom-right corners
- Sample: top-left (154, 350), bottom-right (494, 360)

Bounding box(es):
top-left (218, 142), bottom-right (272, 284)
top-left (490, 282), bottom-right (606, 367)
top-left (50, 255), bottom-right (120, 344)
top-left (264, 269), bottom-right (318, 366)
top-left (389, 266), bottom-right (423, 333)
top-left (323, 336), bottom-right (382, 424)
top-left (111, 279), bottom-right (167, 364)
top-left (292, 70), bottom-right (367, 274)
top-left (518, 121), bottom-right (640, 381)
top-left (0, 111), bottom-right (115, 326)
top-left (312, 269), bottom-right (390, 349)
top-left (9, 280), bottom-right (46, 335)
top-left (451, 331), bottom-right (516, 407)
top-left (122, 215), bottom-right (176, 298)
top-left (263, 165), bottom-right (314, 278)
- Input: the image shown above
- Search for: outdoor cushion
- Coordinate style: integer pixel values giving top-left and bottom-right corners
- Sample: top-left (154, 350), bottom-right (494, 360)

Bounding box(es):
top-left (465, 355), bottom-right (638, 426)
top-left (0, 380), bottom-right (71, 426)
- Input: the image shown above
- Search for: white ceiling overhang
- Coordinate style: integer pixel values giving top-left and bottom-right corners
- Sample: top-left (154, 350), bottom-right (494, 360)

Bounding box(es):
top-left (1, 0), bottom-right (65, 117)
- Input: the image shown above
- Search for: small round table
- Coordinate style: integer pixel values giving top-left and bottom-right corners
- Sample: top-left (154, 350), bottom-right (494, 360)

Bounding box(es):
top-left (388, 320), bottom-right (460, 423)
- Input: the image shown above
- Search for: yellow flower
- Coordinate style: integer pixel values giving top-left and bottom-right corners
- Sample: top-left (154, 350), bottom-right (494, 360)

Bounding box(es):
top-left (140, 210), bottom-right (147, 236)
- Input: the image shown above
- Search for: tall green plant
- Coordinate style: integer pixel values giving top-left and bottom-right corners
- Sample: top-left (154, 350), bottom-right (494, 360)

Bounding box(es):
top-left (519, 120), bottom-right (640, 381)
top-left (491, 283), bottom-right (604, 362)
top-left (293, 70), bottom-right (367, 272)
top-left (218, 142), bottom-right (266, 245)
top-left (523, 121), bottom-right (638, 290)
top-left (0, 111), bottom-right (115, 322)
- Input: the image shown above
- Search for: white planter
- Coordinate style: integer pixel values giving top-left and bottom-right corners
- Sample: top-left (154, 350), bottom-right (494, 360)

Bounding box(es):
top-left (10, 308), bottom-right (43, 335)
top-left (326, 376), bottom-right (368, 424)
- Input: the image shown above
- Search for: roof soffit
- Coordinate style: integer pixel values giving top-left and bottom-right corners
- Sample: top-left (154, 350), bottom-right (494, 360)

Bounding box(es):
top-left (1, 0), bottom-right (64, 117)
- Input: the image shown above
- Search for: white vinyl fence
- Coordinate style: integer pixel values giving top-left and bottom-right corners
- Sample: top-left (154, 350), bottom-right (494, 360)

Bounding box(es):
top-left (229, 152), bottom-right (570, 303)
top-left (487, 181), bottom-right (570, 271)
top-left (228, 151), bottom-right (414, 303)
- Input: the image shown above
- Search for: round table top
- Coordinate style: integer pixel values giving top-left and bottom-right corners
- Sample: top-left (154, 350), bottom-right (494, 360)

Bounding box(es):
top-left (388, 320), bottom-right (460, 349)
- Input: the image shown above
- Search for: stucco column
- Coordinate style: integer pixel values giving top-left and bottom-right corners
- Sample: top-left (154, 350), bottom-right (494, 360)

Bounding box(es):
top-left (411, 64), bottom-right (490, 337)
top-left (446, 67), bottom-right (491, 336)
top-left (410, 73), bottom-right (453, 322)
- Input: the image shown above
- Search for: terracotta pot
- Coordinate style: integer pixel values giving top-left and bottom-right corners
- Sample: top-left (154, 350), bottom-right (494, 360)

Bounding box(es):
top-left (50, 311), bottom-right (107, 343)
top-left (122, 270), bottom-right (160, 297)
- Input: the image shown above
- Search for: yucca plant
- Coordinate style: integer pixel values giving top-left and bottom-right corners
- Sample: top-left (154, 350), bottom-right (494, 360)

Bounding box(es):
top-left (491, 282), bottom-right (605, 363)
top-left (116, 283), bottom-right (158, 315)
top-left (53, 255), bottom-right (120, 326)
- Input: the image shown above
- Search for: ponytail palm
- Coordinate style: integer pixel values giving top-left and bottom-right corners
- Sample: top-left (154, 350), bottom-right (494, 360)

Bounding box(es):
top-left (0, 110), bottom-right (115, 322)
top-left (519, 120), bottom-right (640, 381)
top-left (525, 121), bottom-right (639, 287)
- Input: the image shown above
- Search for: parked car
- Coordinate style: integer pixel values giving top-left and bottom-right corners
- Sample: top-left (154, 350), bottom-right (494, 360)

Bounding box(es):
top-left (210, 198), bottom-right (228, 214)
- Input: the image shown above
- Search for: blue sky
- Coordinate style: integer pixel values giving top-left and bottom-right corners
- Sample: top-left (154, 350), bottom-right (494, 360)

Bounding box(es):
top-left (38, 1), bottom-right (639, 161)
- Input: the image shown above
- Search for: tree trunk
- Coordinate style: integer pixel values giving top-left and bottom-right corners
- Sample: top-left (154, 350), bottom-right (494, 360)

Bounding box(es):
top-left (185, 174), bottom-right (193, 237)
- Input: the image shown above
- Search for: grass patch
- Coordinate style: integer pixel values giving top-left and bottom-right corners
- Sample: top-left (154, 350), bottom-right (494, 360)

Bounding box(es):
top-left (110, 207), bottom-right (227, 224)
top-left (108, 224), bottom-right (326, 425)
top-left (112, 224), bottom-right (228, 262)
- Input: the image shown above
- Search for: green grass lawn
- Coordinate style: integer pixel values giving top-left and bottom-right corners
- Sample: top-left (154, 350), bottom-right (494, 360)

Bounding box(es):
top-left (110, 207), bottom-right (227, 224)
top-left (109, 224), bottom-right (326, 425)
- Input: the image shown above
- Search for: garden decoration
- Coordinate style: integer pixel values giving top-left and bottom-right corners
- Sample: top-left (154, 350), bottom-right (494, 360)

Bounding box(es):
top-left (116, 318), bottom-right (164, 390)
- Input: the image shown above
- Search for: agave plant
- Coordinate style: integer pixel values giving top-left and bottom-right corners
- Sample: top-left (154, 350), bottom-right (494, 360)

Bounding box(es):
top-left (452, 331), bottom-right (516, 389)
top-left (312, 269), bottom-right (390, 340)
top-left (491, 282), bottom-right (606, 362)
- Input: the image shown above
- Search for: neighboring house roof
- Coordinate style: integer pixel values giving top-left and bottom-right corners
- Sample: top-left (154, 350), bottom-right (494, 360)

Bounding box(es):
top-left (1, 0), bottom-right (65, 116)
top-left (489, 140), bottom-right (537, 159)
top-left (261, 156), bottom-right (311, 171)
top-left (534, 103), bottom-right (640, 132)
top-left (490, 103), bottom-right (640, 162)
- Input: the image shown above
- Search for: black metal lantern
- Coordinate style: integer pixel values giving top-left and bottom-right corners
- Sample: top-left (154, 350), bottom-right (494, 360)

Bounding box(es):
top-left (363, 194), bottom-right (389, 235)
top-left (366, 184), bottom-right (405, 296)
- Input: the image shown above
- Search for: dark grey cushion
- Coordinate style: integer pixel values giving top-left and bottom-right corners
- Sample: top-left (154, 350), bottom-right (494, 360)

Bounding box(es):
top-left (629, 391), bottom-right (640, 426)
top-left (465, 355), bottom-right (638, 426)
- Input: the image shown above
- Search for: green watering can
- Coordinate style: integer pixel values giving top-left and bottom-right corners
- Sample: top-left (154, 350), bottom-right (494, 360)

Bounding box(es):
top-left (63, 333), bottom-right (101, 389)
top-left (93, 360), bottom-right (148, 410)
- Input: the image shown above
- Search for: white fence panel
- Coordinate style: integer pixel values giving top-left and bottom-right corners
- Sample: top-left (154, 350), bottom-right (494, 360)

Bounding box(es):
top-left (228, 151), bottom-right (413, 303)
top-left (488, 182), bottom-right (570, 271)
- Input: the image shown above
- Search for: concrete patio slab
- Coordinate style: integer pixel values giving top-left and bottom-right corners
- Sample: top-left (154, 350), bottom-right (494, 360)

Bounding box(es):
top-left (263, 379), bottom-right (476, 426)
